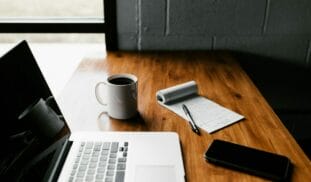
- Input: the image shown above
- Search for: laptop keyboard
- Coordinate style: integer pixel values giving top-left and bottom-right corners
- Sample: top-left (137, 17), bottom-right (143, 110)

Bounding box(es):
top-left (69, 141), bottom-right (128, 182)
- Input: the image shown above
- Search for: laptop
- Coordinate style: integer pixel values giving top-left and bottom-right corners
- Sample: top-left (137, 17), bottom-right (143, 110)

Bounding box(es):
top-left (0, 41), bottom-right (185, 182)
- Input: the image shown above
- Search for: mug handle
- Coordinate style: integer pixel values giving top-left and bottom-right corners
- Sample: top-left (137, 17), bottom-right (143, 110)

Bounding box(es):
top-left (95, 82), bottom-right (108, 106)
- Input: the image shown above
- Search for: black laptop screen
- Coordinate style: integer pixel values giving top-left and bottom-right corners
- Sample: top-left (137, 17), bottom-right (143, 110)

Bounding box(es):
top-left (0, 41), bottom-right (65, 181)
top-left (0, 41), bottom-right (52, 139)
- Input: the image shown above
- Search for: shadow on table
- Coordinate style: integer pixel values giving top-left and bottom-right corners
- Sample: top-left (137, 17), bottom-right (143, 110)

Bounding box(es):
top-left (233, 52), bottom-right (311, 160)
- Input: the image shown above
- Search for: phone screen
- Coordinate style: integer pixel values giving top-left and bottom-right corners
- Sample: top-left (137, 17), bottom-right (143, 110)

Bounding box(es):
top-left (205, 140), bottom-right (292, 181)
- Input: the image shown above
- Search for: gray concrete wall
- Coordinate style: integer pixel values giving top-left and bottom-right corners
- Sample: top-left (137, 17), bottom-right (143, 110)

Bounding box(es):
top-left (115, 0), bottom-right (311, 67)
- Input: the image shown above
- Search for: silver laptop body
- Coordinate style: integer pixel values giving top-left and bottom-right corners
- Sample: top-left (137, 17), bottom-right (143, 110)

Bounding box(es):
top-left (1, 41), bottom-right (185, 182)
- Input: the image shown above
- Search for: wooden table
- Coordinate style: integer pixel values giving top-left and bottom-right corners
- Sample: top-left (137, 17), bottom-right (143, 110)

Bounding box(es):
top-left (58, 51), bottom-right (311, 181)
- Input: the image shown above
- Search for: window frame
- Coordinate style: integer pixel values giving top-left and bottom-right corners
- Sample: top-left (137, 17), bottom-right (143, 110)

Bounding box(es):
top-left (0, 18), bottom-right (105, 33)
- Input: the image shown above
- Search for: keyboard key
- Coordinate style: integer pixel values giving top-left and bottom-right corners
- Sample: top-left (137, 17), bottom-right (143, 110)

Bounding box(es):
top-left (105, 177), bottom-right (113, 182)
top-left (92, 151), bottom-right (100, 157)
top-left (98, 162), bottom-right (107, 167)
top-left (77, 152), bottom-right (82, 157)
top-left (80, 160), bottom-right (88, 165)
top-left (96, 174), bottom-right (104, 180)
top-left (100, 156), bottom-right (108, 161)
top-left (70, 170), bottom-right (76, 176)
top-left (78, 165), bottom-right (87, 172)
top-left (87, 169), bottom-right (96, 175)
top-left (91, 157), bottom-right (98, 162)
top-left (106, 170), bottom-right (115, 176)
top-left (118, 158), bottom-right (127, 163)
top-left (110, 153), bottom-right (117, 158)
top-left (89, 162), bottom-right (97, 168)
top-left (102, 142), bottom-right (111, 150)
top-left (109, 158), bottom-right (116, 164)
top-left (116, 171), bottom-right (125, 182)
top-left (73, 163), bottom-right (78, 169)
top-left (97, 167), bottom-right (106, 173)
top-left (84, 149), bottom-right (92, 154)
top-left (68, 177), bottom-right (74, 182)
top-left (107, 164), bottom-right (115, 170)
top-left (124, 142), bottom-right (128, 146)
top-left (123, 152), bottom-right (127, 157)
top-left (94, 146), bottom-right (101, 151)
top-left (82, 154), bottom-right (91, 159)
top-left (117, 163), bottom-right (126, 170)
top-left (77, 172), bottom-right (85, 178)
top-left (76, 178), bottom-right (84, 182)
top-left (75, 158), bottom-right (80, 163)
top-left (86, 175), bottom-right (94, 181)
top-left (111, 142), bottom-right (119, 153)
top-left (101, 150), bottom-right (109, 155)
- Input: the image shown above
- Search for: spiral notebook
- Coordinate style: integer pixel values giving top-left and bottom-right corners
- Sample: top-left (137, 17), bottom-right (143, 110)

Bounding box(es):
top-left (156, 81), bottom-right (244, 133)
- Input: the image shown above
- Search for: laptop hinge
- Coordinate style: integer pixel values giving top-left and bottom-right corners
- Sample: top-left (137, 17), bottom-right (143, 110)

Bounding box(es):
top-left (44, 135), bottom-right (73, 182)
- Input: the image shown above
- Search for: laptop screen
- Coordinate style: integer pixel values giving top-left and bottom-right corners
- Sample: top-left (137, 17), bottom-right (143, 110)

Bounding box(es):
top-left (0, 41), bottom-right (67, 181)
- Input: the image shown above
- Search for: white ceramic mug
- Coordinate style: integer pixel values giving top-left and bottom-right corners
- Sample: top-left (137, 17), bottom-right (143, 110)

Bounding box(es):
top-left (95, 73), bottom-right (138, 119)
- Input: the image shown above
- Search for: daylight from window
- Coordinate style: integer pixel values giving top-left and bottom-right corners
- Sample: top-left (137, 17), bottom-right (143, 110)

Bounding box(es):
top-left (0, 0), bottom-right (103, 18)
top-left (0, 0), bottom-right (104, 43)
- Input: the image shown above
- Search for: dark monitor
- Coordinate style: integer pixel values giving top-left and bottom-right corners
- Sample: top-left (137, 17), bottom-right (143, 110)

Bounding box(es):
top-left (0, 41), bottom-right (52, 139)
top-left (0, 41), bottom-right (64, 181)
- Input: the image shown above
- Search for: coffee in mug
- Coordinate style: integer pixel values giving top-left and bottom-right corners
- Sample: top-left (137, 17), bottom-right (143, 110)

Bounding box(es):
top-left (108, 77), bottom-right (134, 85)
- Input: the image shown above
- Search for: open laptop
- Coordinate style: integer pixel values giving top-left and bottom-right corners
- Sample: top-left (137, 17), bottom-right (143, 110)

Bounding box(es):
top-left (0, 41), bottom-right (185, 182)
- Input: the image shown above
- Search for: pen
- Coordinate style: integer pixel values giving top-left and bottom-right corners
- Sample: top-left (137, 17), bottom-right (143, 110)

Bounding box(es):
top-left (182, 104), bottom-right (201, 135)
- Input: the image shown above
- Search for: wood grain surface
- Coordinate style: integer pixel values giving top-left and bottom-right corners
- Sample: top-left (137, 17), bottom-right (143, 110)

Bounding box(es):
top-left (58, 51), bottom-right (311, 182)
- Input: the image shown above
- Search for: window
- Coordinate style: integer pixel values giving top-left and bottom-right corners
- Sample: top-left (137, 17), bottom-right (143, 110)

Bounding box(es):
top-left (0, 0), bottom-right (118, 48)
top-left (0, 0), bottom-right (108, 44)
top-left (0, 0), bottom-right (103, 18)
top-left (0, 33), bottom-right (105, 43)
top-left (0, 0), bottom-right (105, 33)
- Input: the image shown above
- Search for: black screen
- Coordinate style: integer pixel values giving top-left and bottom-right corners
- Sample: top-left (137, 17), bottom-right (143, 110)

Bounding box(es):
top-left (205, 139), bottom-right (292, 181)
top-left (0, 41), bottom-right (64, 181)
top-left (0, 41), bottom-right (53, 141)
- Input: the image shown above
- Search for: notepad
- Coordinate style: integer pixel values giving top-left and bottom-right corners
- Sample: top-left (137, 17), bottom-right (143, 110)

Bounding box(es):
top-left (156, 81), bottom-right (244, 133)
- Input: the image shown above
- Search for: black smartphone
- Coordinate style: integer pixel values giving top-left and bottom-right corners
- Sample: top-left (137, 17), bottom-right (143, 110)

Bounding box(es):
top-left (204, 139), bottom-right (292, 181)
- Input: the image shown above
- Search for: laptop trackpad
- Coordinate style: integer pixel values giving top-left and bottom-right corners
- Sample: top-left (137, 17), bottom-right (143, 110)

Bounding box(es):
top-left (135, 165), bottom-right (177, 182)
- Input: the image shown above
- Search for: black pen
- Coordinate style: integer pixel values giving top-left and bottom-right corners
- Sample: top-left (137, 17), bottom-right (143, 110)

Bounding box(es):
top-left (182, 104), bottom-right (200, 135)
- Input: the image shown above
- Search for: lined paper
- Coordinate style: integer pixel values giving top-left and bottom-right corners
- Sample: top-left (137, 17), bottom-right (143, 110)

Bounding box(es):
top-left (156, 81), bottom-right (244, 133)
